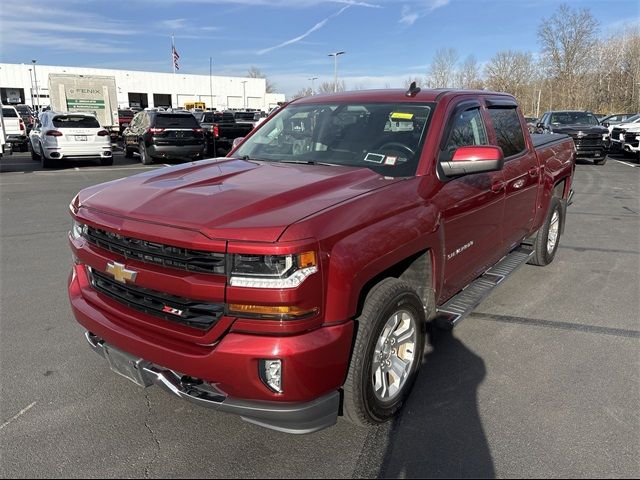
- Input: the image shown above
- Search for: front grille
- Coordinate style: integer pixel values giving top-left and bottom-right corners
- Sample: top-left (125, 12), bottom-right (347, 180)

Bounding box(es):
top-left (624, 133), bottom-right (639, 147)
top-left (86, 227), bottom-right (226, 275)
top-left (89, 268), bottom-right (224, 330)
top-left (573, 135), bottom-right (604, 148)
top-left (611, 128), bottom-right (625, 141)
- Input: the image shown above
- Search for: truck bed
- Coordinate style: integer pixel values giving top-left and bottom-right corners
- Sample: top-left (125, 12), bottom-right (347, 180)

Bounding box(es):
top-left (531, 133), bottom-right (570, 148)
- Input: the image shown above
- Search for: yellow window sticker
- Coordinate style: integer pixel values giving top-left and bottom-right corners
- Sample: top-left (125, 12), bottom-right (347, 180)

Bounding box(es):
top-left (390, 112), bottom-right (414, 120)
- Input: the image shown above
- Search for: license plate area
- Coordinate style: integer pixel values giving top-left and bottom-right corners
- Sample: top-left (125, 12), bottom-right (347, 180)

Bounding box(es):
top-left (104, 345), bottom-right (153, 387)
top-left (75, 135), bottom-right (88, 141)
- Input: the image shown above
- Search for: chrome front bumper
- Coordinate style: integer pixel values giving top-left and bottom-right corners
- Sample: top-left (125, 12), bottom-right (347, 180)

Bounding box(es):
top-left (84, 332), bottom-right (339, 434)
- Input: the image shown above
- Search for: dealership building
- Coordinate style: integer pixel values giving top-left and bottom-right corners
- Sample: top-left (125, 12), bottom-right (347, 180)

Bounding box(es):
top-left (0, 63), bottom-right (285, 111)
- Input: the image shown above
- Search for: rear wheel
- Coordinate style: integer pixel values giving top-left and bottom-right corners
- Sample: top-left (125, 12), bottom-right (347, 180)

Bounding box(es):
top-left (41, 147), bottom-right (57, 169)
top-left (124, 143), bottom-right (134, 158)
top-left (30, 142), bottom-right (41, 161)
top-left (139, 141), bottom-right (153, 165)
top-left (528, 197), bottom-right (562, 266)
top-left (342, 278), bottom-right (425, 426)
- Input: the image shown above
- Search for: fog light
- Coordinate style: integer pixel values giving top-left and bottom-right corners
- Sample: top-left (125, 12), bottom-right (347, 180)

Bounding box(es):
top-left (260, 359), bottom-right (282, 393)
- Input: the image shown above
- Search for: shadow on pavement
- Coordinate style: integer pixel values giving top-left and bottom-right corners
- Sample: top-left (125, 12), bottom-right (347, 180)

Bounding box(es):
top-left (379, 323), bottom-right (495, 479)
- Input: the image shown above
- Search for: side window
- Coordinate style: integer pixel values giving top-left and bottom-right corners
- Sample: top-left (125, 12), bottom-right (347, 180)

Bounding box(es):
top-left (443, 107), bottom-right (488, 155)
top-left (488, 108), bottom-right (526, 158)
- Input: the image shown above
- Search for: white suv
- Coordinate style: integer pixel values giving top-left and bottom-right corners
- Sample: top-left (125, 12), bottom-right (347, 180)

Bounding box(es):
top-left (29, 111), bottom-right (113, 168)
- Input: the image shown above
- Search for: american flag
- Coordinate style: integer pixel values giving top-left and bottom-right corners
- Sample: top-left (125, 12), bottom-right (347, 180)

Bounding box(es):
top-left (172, 45), bottom-right (180, 71)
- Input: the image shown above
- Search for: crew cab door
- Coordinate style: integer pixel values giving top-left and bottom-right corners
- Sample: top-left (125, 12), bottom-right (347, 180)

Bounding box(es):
top-left (436, 101), bottom-right (506, 302)
top-left (485, 100), bottom-right (539, 249)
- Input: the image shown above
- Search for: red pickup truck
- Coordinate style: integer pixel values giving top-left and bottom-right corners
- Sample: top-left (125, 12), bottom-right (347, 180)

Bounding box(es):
top-left (68, 88), bottom-right (575, 434)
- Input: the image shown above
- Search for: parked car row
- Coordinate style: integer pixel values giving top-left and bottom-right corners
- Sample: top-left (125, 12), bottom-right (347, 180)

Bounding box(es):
top-left (526, 110), bottom-right (640, 164)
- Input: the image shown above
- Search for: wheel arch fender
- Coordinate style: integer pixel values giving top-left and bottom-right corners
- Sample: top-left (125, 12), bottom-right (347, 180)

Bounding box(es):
top-left (322, 206), bottom-right (443, 324)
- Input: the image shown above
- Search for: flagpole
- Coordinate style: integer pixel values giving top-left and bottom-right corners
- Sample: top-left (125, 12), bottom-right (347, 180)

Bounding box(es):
top-left (172, 34), bottom-right (176, 75)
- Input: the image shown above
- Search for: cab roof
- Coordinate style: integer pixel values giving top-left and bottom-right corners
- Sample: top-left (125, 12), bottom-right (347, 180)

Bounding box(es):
top-left (291, 88), bottom-right (514, 105)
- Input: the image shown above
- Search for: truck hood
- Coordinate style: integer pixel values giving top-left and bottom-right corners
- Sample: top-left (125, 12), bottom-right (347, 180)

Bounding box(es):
top-left (551, 125), bottom-right (608, 135)
top-left (78, 158), bottom-right (400, 242)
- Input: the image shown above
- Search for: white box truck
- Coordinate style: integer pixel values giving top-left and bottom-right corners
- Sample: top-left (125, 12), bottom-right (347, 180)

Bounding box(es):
top-left (48, 74), bottom-right (119, 136)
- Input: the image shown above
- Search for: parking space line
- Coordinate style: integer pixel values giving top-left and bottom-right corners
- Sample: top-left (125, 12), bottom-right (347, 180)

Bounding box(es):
top-left (32, 166), bottom-right (161, 175)
top-left (0, 402), bottom-right (37, 431)
top-left (614, 160), bottom-right (639, 168)
top-left (472, 312), bottom-right (640, 338)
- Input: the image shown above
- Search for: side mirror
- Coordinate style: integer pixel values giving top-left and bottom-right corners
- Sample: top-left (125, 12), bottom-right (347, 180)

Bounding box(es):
top-left (536, 122), bottom-right (545, 130)
top-left (232, 137), bottom-right (245, 149)
top-left (602, 122), bottom-right (610, 128)
top-left (441, 146), bottom-right (504, 177)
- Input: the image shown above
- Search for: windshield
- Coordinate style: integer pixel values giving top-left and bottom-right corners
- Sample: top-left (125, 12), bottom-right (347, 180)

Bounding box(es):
top-left (234, 102), bottom-right (434, 177)
top-left (2, 108), bottom-right (18, 118)
top-left (53, 115), bottom-right (100, 128)
top-left (154, 114), bottom-right (200, 128)
top-left (550, 112), bottom-right (599, 126)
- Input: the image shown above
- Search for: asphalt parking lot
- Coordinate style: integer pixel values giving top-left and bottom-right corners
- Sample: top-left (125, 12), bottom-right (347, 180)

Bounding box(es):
top-left (1, 151), bottom-right (638, 478)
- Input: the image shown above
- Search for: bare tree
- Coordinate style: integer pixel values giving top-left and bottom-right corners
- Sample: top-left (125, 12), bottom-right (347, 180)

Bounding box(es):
top-left (426, 48), bottom-right (459, 88)
top-left (247, 66), bottom-right (277, 93)
top-left (292, 87), bottom-right (313, 99)
top-left (537, 4), bottom-right (599, 108)
top-left (316, 81), bottom-right (346, 94)
top-left (456, 55), bottom-right (484, 89)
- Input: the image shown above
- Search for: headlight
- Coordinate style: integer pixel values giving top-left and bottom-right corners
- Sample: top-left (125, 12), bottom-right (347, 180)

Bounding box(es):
top-left (71, 220), bottom-right (87, 240)
top-left (229, 251), bottom-right (318, 288)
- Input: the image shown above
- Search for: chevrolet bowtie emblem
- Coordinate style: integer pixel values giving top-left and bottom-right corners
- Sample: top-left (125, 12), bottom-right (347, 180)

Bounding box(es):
top-left (106, 262), bottom-right (137, 284)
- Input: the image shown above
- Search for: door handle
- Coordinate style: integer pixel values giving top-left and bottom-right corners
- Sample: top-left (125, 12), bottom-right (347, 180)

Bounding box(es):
top-left (491, 182), bottom-right (505, 193)
top-left (528, 167), bottom-right (539, 177)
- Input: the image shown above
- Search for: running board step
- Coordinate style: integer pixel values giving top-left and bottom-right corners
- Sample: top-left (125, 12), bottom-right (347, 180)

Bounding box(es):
top-left (435, 246), bottom-right (534, 329)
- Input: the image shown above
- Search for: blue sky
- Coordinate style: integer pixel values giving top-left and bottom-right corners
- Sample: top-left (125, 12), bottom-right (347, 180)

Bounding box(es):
top-left (1, 0), bottom-right (637, 97)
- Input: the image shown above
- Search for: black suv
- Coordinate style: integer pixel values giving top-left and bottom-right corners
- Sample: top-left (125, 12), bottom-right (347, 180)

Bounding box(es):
top-left (536, 111), bottom-right (609, 165)
top-left (123, 111), bottom-right (205, 164)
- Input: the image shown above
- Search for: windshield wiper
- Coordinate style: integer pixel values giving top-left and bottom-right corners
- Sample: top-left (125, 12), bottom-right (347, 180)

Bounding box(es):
top-left (278, 159), bottom-right (338, 167)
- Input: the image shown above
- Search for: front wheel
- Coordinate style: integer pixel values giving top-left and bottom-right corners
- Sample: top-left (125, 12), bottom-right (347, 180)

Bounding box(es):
top-left (594, 155), bottom-right (607, 165)
top-left (342, 278), bottom-right (425, 426)
top-left (528, 197), bottom-right (562, 266)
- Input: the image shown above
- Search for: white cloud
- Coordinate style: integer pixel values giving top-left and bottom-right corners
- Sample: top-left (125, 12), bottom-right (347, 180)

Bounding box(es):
top-left (161, 18), bottom-right (188, 30)
top-left (399, 6), bottom-right (419, 26)
top-left (2, 30), bottom-right (133, 54)
top-left (398, 0), bottom-right (450, 26)
top-left (257, 5), bottom-right (351, 55)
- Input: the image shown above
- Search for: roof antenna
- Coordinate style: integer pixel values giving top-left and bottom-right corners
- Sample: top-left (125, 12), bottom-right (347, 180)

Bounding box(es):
top-left (405, 81), bottom-right (421, 97)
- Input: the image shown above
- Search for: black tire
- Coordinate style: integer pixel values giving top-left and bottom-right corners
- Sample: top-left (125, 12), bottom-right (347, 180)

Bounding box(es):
top-left (124, 144), bottom-right (134, 158)
top-left (342, 278), bottom-right (426, 427)
top-left (20, 142), bottom-right (29, 152)
top-left (594, 155), bottom-right (607, 165)
top-left (139, 141), bottom-right (153, 165)
top-left (528, 197), bottom-right (562, 266)
top-left (99, 157), bottom-right (114, 166)
top-left (30, 142), bottom-right (41, 161)
top-left (41, 153), bottom-right (56, 169)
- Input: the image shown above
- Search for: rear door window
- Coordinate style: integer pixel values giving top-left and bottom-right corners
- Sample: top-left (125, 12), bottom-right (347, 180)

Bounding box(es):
top-left (154, 114), bottom-right (199, 128)
top-left (2, 108), bottom-right (18, 118)
top-left (488, 108), bottom-right (526, 158)
top-left (52, 115), bottom-right (100, 128)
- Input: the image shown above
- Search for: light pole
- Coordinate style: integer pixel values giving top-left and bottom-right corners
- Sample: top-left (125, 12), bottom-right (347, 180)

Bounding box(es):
top-left (28, 68), bottom-right (35, 107)
top-left (328, 51), bottom-right (345, 93)
top-left (32, 60), bottom-right (40, 110)
top-left (308, 77), bottom-right (318, 95)
top-left (209, 57), bottom-right (213, 110)
top-left (241, 80), bottom-right (247, 109)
